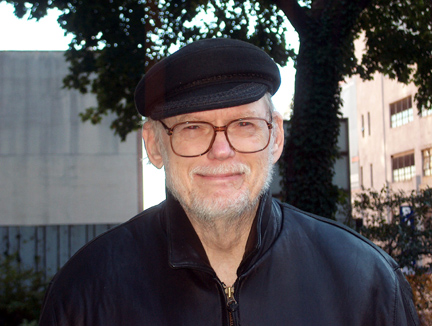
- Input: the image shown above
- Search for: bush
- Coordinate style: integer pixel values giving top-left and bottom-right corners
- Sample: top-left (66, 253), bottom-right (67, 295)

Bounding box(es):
top-left (405, 273), bottom-right (432, 324)
top-left (351, 186), bottom-right (432, 324)
top-left (0, 253), bottom-right (47, 326)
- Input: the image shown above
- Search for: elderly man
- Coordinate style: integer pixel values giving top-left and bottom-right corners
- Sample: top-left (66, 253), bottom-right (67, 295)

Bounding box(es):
top-left (39, 38), bottom-right (419, 326)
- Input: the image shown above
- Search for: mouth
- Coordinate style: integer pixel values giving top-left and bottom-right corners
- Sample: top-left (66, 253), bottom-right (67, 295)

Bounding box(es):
top-left (190, 164), bottom-right (250, 183)
top-left (196, 172), bottom-right (243, 180)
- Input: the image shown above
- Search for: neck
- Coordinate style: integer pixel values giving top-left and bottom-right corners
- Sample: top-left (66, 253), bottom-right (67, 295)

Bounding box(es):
top-left (185, 203), bottom-right (258, 287)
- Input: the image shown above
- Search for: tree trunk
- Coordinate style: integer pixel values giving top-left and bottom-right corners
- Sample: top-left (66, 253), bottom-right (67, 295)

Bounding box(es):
top-left (280, 33), bottom-right (341, 218)
top-left (276, 0), bottom-right (372, 218)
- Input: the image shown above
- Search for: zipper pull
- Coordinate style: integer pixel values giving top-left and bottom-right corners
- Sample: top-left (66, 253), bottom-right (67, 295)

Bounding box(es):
top-left (224, 285), bottom-right (236, 305)
top-left (223, 284), bottom-right (239, 325)
top-left (223, 283), bottom-right (239, 314)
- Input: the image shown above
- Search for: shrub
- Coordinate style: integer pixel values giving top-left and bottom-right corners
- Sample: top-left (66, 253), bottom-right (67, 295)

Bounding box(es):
top-left (351, 186), bottom-right (432, 324)
top-left (0, 253), bottom-right (47, 326)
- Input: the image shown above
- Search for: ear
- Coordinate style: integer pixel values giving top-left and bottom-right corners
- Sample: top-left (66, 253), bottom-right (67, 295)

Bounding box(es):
top-left (142, 121), bottom-right (164, 169)
top-left (271, 111), bottom-right (285, 164)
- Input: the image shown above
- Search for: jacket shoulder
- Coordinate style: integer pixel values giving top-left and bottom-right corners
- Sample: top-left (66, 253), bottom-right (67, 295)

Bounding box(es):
top-left (277, 200), bottom-right (397, 266)
top-left (39, 202), bottom-right (168, 325)
top-left (274, 200), bottom-right (419, 325)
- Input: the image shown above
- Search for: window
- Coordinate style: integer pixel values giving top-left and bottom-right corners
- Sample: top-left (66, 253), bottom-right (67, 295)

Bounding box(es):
top-left (360, 166), bottom-right (364, 188)
top-left (370, 164), bottom-right (373, 188)
top-left (361, 115), bottom-right (365, 138)
top-left (392, 153), bottom-right (415, 182)
top-left (390, 96), bottom-right (413, 128)
top-left (423, 149), bottom-right (432, 177)
top-left (367, 112), bottom-right (371, 135)
top-left (421, 108), bottom-right (432, 117)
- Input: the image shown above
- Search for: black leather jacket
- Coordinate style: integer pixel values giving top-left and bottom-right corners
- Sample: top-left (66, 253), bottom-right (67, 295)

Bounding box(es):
top-left (39, 191), bottom-right (419, 325)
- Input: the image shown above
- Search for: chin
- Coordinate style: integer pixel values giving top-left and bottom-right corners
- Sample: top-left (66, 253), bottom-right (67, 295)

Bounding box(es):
top-left (189, 188), bottom-right (257, 222)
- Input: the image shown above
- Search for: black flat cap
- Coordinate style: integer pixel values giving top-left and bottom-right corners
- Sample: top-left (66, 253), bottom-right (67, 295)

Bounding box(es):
top-left (134, 38), bottom-right (280, 120)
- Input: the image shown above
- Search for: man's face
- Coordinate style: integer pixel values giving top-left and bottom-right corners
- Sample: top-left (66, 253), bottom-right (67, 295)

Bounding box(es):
top-left (144, 96), bottom-right (284, 223)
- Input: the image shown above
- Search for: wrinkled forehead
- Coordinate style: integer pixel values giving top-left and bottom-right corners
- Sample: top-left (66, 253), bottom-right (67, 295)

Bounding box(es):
top-left (164, 96), bottom-right (270, 125)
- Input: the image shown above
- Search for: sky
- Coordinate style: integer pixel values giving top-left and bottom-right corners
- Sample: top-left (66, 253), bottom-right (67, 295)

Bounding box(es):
top-left (0, 2), bottom-right (74, 50)
top-left (0, 1), bottom-right (298, 208)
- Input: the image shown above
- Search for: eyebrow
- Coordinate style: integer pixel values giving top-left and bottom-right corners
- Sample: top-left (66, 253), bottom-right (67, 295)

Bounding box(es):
top-left (174, 115), bottom-right (203, 123)
top-left (172, 110), bottom-right (267, 124)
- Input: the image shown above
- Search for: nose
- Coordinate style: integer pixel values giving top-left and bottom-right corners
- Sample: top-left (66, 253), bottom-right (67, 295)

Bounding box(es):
top-left (207, 130), bottom-right (235, 160)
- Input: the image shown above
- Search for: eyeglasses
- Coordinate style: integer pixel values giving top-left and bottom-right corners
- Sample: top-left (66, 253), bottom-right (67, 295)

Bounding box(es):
top-left (159, 117), bottom-right (273, 157)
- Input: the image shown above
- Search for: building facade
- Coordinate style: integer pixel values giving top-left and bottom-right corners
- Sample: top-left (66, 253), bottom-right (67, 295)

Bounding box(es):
top-left (342, 73), bottom-right (432, 195)
top-left (0, 51), bottom-right (142, 226)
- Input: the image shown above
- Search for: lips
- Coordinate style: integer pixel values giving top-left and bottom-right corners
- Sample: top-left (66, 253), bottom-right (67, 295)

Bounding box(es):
top-left (190, 164), bottom-right (250, 191)
top-left (190, 163), bottom-right (251, 179)
top-left (196, 173), bottom-right (243, 182)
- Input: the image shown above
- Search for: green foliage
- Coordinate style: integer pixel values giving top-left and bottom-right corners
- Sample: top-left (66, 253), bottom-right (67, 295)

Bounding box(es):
top-left (276, 0), bottom-right (431, 218)
top-left (357, 0), bottom-right (432, 113)
top-left (5, 0), bottom-right (293, 141)
top-left (0, 253), bottom-right (47, 326)
top-left (351, 186), bottom-right (432, 274)
top-left (351, 186), bottom-right (432, 322)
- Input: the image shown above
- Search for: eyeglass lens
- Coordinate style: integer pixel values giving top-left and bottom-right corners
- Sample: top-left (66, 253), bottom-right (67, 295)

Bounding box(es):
top-left (170, 118), bottom-right (271, 157)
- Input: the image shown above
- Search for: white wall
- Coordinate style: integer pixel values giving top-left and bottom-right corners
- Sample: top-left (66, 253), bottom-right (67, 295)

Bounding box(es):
top-left (0, 51), bottom-right (140, 225)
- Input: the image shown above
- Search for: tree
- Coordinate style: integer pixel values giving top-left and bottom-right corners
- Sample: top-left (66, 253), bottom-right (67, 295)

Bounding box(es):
top-left (5, 0), bottom-right (432, 218)
top-left (4, 0), bottom-right (293, 139)
top-left (275, 0), bottom-right (431, 218)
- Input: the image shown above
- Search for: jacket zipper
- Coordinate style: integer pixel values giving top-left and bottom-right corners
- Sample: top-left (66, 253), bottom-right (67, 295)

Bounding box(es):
top-left (223, 283), bottom-right (239, 326)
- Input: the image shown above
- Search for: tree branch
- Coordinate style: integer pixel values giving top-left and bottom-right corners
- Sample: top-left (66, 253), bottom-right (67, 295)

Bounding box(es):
top-left (272, 0), bottom-right (310, 37)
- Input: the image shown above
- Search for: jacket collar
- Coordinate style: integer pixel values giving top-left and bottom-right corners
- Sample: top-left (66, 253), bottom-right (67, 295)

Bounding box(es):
top-left (165, 190), bottom-right (282, 277)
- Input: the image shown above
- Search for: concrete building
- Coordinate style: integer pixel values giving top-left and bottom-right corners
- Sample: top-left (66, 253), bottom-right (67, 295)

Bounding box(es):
top-left (341, 36), bottom-right (432, 196)
top-left (0, 51), bottom-right (142, 226)
top-left (342, 72), bottom-right (432, 196)
top-left (356, 73), bottom-right (432, 192)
